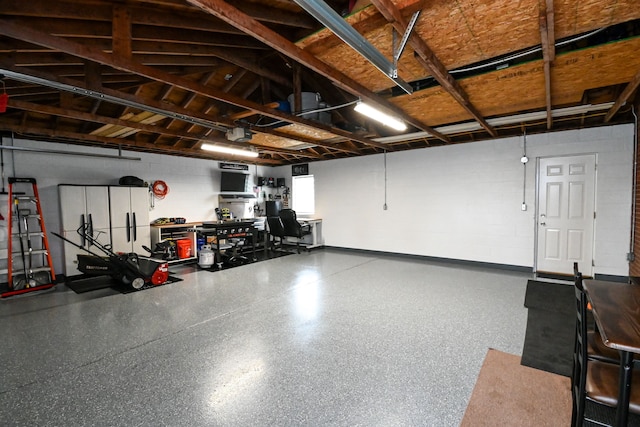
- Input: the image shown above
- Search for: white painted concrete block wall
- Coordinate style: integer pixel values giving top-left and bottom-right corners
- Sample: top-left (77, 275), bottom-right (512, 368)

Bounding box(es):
top-left (2, 123), bottom-right (634, 277)
top-left (309, 124), bottom-right (634, 276)
top-left (0, 136), bottom-right (268, 275)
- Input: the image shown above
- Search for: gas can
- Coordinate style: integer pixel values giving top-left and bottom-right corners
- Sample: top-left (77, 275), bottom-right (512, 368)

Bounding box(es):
top-left (198, 244), bottom-right (215, 268)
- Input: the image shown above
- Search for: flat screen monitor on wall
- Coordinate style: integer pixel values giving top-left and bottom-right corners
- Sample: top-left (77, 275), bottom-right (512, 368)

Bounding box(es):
top-left (220, 171), bottom-right (248, 192)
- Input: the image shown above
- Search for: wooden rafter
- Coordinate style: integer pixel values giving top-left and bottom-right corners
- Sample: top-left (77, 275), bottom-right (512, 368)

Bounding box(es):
top-left (0, 122), bottom-right (284, 165)
top-left (0, 18), bottom-right (391, 151)
top-left (604, 67), bottom-right (640, 122)
top-left (0, 0), bottom-right (313, 33)
top-left (184, 0), bottom-right (449, 143)
top-left (539, 0), bottom-right (555, 130)
top-left (7, 94), bottom-right (328, 161)
top-left (112, 5), bottom-right (132, 59)
top-left (1, 0), bottom-right (639, 165)
top-left (0, 59), bottom-right (224, 129)
top-left (368, 0), bottom-right (497, 138)
top-left (261, 128), bottom-right (362, 155)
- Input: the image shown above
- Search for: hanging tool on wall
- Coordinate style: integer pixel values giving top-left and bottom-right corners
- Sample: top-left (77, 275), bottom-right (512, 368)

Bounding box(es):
top-left (149, 180), bottom-right (169, 210)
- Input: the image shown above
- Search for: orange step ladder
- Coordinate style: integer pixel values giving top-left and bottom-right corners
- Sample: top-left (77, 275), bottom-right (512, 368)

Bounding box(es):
top-left (1, 177), bottom-right (56, 297)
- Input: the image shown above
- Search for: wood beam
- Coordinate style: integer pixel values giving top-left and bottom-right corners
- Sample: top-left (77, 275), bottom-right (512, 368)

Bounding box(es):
top-left (605, 67), bottom-right (640, 122)
top-left (539, 0), bottom-right (555, 130)
top-left (4, 99), bottom-right (323, 160)
top-left (0, 19), bottom-right (391, 151)
top-left (369, 0), bottom-right (497, 138)
top-left (0, 123), bottom-right (284, 165)
top-left (539, 13), bottom-right (553, 130)
top-left (262, 128), bottom-right (362, 154)
top-left (84, 60), bottom-right (102, 90)
top-left (292, 62), bottom-right (302, 115)
top-left (160, 71), bottom-right (217, 142)
top-left (184, 0), bottom-right (449, 143)
top-left (112, 5), bottom-right (132, 59)
top-left (222, 69), bottom-right (247, 93)
top-left (545, 0), bottom-right (556, 61)
top-left (0, 60), bottom-right (226, 130)
top-left (7, 93), bottom-right (325, 161)
top-left (0, 0), bottom-right (241, 35)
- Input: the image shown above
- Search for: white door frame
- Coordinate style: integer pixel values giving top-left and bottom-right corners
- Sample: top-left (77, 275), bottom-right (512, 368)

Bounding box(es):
top-left (534, 153), bottom-right (597, 277)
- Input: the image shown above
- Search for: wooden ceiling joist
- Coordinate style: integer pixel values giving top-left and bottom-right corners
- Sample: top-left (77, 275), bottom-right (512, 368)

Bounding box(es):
top-left (0, 0), bottom-right (304, 35)
top-left (0, 59), bottom-right (223, 128)
top-left (539, 0), bottom-right (556, 130)
top-left (1, 0), bottom-right (639, 166)
top-left (605, 67), bottom-right (640, 122)
top-left (369, 0), bottom-right (497, 138)
top-left (0, 123), bottom-right (282, 165)
top-left (7, 89), bottom-right (333, 161)
top-left (184, 0), bottom-right (448, 143)
top-left (261, 128), bottom-right (361, 155)
top-left (0, 18), bottom-right (392, 151)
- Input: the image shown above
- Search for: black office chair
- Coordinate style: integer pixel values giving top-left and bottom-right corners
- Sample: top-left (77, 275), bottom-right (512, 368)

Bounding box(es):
top-left (266, 216), bottom-right (288, 255)
top-left (279, 209), bottom-right (311, 254)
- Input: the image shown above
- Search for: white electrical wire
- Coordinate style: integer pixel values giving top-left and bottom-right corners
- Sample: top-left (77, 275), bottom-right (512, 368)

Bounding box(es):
top-left (522, 130), bottom-right (527, 207)
top-left (383, 150), bottom-right (388, 210)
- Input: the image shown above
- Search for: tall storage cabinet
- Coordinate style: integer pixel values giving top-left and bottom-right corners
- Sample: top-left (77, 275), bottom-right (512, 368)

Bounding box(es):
top-left (109, 186), bottom-right (150, 255)
top-left (59, 185), bottom-right (111, 276)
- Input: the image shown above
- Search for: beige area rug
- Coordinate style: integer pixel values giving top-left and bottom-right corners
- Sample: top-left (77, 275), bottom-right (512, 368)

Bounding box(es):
top-left (460, 348), bottom-right (572, 427)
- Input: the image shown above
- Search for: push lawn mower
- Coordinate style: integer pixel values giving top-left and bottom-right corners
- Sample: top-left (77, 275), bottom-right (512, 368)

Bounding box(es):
top-left (53, 223), bottom-right (169, 290)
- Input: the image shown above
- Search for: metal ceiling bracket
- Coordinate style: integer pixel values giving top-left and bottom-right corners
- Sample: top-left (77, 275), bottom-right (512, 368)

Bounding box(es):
top-left (393, 11), bottom-right (421, 69)
top-left (293, 0), bottom-right (413, 94)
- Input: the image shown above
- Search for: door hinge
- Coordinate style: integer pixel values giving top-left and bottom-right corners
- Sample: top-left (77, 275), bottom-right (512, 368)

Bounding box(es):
top-left (593, 211), bottom-right (596, 219)
top-left (592, 259), bottom-right (595, 267)
top-left (628, 252), bottom-right (635, 262)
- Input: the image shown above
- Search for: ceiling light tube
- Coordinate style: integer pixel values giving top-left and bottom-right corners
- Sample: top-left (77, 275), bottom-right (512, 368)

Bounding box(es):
top-left (201, 143), bottom-right (259, 158)
top-left (372, 102), bottom-right (615, 144)
top-left (354, 101), bottom-right (407, 131)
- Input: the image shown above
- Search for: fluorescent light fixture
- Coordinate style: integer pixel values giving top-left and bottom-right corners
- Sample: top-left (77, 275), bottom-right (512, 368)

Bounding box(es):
top-left (201, 143), bottom-right (259, 158)
top-left (354, 101), bottom-right (407, 132)
top-left (373, 102), bottom-right (616, 144)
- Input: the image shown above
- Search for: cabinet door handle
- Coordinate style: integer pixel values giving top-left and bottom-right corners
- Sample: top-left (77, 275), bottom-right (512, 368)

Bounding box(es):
top-left (126, 213), bottom-right (131, 242)
top-left (133, 212), bottom-right (137, 241)
top-left (80, 214), bottom-right (86, 247)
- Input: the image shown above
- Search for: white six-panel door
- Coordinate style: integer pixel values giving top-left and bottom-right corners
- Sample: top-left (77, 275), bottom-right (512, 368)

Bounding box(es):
top-left (536, 155), bottom-right (596, 277)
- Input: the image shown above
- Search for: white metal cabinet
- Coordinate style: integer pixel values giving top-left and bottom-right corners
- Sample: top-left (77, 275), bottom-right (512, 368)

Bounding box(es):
top-left (59, 185), bottom-right (111, 276)
top-left (109, 186), bottom-right (150, 254)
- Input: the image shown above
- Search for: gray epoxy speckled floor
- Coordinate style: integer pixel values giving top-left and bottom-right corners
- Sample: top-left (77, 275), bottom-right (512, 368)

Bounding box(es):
top-left (0, 249), bottom-right (531, 426)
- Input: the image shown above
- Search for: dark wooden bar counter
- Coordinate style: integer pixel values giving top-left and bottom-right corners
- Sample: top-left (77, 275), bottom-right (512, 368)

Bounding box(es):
top-left (583, 279), bottom-right (640, 426)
